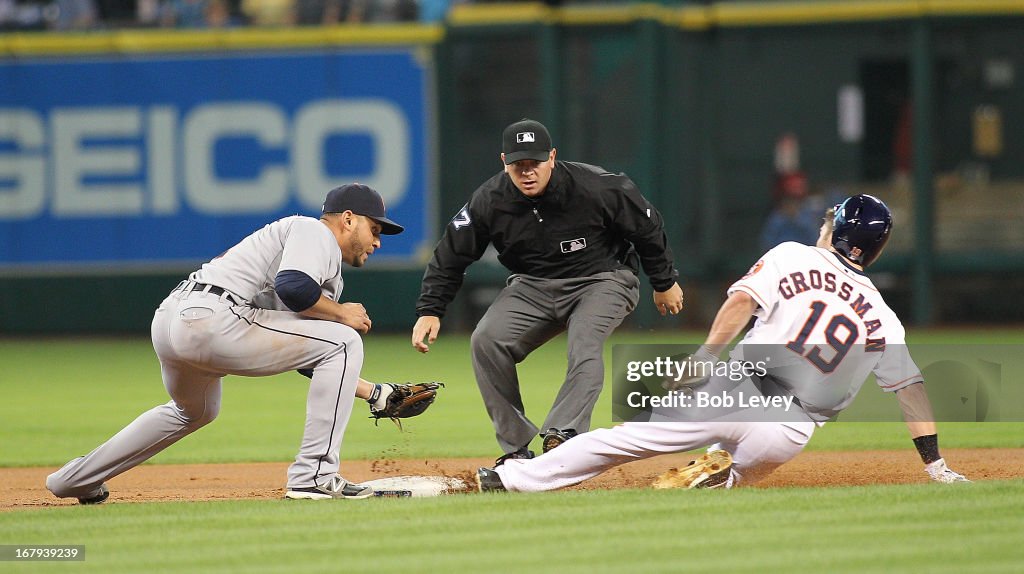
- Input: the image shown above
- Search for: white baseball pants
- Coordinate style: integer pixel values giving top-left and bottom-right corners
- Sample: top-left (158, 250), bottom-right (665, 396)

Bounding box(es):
top-left (495, 420), bottom-right (816, 492)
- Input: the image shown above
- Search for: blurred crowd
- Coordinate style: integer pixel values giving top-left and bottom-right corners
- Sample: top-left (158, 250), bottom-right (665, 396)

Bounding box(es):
top-left (0, 0), bottom-right (468, 29)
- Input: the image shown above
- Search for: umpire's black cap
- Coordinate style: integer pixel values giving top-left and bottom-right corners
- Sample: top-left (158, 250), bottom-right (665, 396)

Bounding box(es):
top-left (502, 119), bottom-right (553, 164)
top-left (322, 183), bottom-right (404, 235)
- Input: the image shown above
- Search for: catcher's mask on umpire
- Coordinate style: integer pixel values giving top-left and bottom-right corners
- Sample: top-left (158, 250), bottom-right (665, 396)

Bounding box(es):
top-left (830, 194), bottom-right (893, 268)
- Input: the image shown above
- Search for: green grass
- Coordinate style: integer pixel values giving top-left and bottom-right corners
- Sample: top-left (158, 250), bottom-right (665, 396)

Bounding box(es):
top-left (2, 330), bottom-right (1022, 467)
top-left (2, 480), bottom-right (1022, 573)
top-left (3, 330), bottom-right (1023, 573)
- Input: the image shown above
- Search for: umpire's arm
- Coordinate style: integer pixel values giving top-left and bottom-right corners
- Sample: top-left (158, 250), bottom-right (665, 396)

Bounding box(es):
top-left (413, 202), bottom-right (491, 352)
top-left (609, 178), bottom-right (679, 291)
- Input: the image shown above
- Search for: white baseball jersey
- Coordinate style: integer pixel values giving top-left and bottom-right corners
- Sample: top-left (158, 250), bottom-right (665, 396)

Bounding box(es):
top-left (191, 215), bottom-right (344, 309)
top-left (728, 242), bottom-right (921, 419)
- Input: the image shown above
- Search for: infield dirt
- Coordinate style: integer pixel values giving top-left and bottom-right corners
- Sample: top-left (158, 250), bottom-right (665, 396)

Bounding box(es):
top-left (2, 448), bottom-right (1019, 511)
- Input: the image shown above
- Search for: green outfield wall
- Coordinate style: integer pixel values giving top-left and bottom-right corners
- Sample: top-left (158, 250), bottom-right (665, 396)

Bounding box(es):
top-left (2, 1), bottom-right (1022, 334)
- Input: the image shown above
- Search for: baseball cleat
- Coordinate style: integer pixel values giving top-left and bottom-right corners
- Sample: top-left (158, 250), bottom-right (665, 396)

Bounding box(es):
top-left (285, 475), bottom-right (374, 500)
top-left (651, 450), bottom-right (733, 490)
top-left (541, 428), bottom-right (577, 453)
top-left (494, 447), bottom-right (534, 467)
top-left (476, 467), bottom-right (506, 493)
top-left (924, 458), bottom-right (971, 483)
top-left (77, 483), bottom-right (109, 505)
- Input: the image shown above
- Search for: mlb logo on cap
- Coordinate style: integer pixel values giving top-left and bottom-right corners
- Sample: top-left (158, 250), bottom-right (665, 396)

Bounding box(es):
top-left (502, 119), bottom-right (553, 165)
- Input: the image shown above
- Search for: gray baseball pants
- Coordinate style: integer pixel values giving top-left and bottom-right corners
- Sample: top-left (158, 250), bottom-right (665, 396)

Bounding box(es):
top-left (46, 283), bottom-right (364, 499)
top-left (471, 269), bottom-right (640, 453)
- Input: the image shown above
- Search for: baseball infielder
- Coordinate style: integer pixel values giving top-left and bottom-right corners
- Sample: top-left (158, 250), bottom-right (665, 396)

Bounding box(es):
top-left (47, 183), bottom-right (405, 503)
top-left (479, 194), bottom-right (969, 492)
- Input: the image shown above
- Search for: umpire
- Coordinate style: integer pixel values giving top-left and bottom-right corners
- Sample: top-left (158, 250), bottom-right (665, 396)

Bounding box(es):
top-left (412, 118), bottom-right (684, 465)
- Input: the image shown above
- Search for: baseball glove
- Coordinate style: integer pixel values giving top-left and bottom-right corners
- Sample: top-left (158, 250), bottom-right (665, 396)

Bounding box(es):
top-left (371, 382), bottom-right (444, 428)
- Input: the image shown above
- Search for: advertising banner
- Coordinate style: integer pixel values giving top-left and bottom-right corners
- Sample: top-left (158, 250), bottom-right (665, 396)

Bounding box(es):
top-left (0, 49), bottom-right (433, 269)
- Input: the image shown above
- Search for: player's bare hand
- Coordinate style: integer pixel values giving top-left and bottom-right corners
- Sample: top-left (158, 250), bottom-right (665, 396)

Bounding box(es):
top-left (338, 302), bottom-right (372, 333)
top-left (653, 283), bottom-right (684, 316)
top-left (412, 316), bottom-right (441, 353)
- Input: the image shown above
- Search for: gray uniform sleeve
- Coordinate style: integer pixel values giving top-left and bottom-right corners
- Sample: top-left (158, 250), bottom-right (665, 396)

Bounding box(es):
top-left (872, 323), bottom-right (924, 393)
top-left (279, 218), bottom-right (341, 297)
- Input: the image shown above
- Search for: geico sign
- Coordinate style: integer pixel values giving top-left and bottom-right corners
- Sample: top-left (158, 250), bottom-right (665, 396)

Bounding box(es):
top-left (0, 99), bottom-right (409, 219)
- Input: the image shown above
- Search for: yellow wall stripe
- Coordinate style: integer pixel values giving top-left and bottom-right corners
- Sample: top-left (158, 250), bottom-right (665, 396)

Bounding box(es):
top-left (711, 1), bottom-right (924, 27)
top-left (446, 0), bottom-right (1024, 29)
top-left (926, 0), bottom-right (1024, 16)
top-left (0, 24), bottom-right (444, 57)
top-left (446, 3), bottom-right (553, 26)
top-left (1, 1), bottom-right (1022, 56)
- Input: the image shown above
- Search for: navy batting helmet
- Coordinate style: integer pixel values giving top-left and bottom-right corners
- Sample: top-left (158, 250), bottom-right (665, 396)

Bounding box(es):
top-left (831, 194), bottom-right (893, 268)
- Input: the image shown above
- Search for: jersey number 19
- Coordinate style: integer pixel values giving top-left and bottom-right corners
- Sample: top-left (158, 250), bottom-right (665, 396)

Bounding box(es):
top-left (786, 301), bottom-right (859, 373)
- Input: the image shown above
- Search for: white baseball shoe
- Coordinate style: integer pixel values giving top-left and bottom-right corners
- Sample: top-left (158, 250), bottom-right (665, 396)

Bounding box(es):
top-left (285, 475), bottom-right (374, 500)
top-left (925, 458), bottom-right (970, 484)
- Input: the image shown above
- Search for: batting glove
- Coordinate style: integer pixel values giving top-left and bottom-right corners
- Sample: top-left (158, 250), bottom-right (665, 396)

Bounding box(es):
top-left (924, 458), bottom-right (970, 484)
top-left (662, 346), bottom-right (719, 391)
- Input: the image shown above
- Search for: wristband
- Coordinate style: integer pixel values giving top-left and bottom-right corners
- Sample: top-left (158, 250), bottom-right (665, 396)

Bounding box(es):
top-left (367, 384), bottom-right (382, 404)
top-left (913, 434), bottom-right (940, 464)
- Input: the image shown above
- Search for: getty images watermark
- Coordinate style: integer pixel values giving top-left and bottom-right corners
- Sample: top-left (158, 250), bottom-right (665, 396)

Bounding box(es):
top-left (612, 344), bottom-right (1023, 423)
top-left (623, 354), bottom-right (795, 411)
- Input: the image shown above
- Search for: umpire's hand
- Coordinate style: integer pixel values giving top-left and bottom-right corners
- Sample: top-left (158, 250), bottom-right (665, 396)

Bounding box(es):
top-left (654, 283), bottom-right (685, 316)
top-left (412, 315), bottom-right (441, 353)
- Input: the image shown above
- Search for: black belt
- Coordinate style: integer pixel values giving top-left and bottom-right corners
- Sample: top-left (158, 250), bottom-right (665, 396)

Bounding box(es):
top-left (180, 282), bottom-right (240, 305)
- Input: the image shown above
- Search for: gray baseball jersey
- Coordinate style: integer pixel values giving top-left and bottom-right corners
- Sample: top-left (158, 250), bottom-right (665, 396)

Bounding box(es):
top-left (47, 215), bottom-right (366, 499)
top-left (193, 215), bottom-right (344, 309)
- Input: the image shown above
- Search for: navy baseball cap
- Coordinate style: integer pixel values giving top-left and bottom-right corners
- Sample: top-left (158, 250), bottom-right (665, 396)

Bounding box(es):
top-left (322, 183), bottom-right (404, 235)
top-left (502, 119), bottom-right (553, 164)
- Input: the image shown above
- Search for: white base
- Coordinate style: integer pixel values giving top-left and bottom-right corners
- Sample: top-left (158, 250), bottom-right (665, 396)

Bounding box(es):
top-left (362, 476), bottom-right (469, 498)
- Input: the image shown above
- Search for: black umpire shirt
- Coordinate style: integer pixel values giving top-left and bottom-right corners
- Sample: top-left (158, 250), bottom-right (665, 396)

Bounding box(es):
top-left (416, 161), bottom-right (679, 318)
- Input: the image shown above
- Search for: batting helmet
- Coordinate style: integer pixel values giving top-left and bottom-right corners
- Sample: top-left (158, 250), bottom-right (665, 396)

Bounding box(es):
top-left (831, 194), bottom-right (893, 268)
